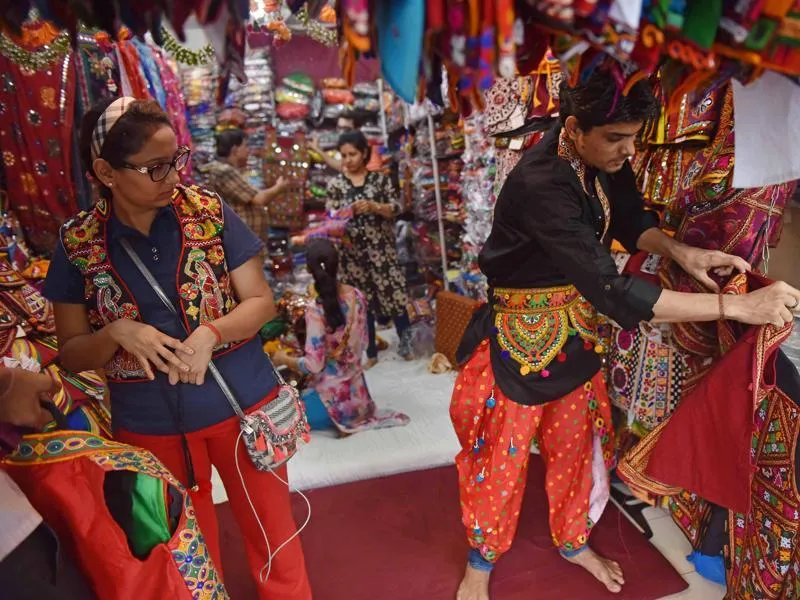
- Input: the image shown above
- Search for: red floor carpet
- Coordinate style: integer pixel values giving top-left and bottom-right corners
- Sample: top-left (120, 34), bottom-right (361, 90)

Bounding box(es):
top-left (218, 460), bottom-right (688, 599)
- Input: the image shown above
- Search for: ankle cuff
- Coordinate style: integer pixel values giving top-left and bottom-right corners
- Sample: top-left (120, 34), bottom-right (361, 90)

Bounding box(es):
top-left (468, 548), bottom-right (495, 572)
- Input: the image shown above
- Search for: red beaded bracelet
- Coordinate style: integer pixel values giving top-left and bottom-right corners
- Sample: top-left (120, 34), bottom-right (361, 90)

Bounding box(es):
top-left (201, 323), bottom-right (222, 345)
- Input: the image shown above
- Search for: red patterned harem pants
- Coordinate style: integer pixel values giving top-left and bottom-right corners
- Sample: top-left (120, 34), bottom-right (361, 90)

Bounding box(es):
top-left (451, 340), bottom-right (615, 565)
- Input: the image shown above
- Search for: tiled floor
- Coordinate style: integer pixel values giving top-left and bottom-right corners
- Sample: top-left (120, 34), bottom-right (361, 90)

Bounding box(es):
top-left (643, 505), bottom-right (726, 599)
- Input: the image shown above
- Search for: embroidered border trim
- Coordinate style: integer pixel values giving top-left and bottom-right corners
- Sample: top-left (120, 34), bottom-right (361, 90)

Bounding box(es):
top-left (492, 285), bottom-right (600, 375)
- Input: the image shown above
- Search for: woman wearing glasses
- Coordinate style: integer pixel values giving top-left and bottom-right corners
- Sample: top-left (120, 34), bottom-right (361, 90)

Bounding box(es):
top-left (42, 98), bottom-right (312, 599)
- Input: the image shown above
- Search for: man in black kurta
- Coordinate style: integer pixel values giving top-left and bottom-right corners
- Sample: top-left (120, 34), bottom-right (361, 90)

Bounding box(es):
top-left (452, 63), bottom-right (757, 600)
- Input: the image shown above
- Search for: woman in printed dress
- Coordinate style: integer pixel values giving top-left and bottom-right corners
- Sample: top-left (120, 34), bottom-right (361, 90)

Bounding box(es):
top-left (274, 239), bottom-right (409, 434)
top-left (325, 130), bottom-right (412, 367)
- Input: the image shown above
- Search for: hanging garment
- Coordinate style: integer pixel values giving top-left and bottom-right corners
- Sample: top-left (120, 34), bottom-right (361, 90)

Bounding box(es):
top-left (376, 0), bottom-right (425, 103)
top-left (3, 431), bottom-right (228, 599)
top-left (72, 32), bottom-right (121, 210)
top-left (618, 272), bottom-right (794, 514)
top-left (0, 35), bottom-right (77, 253)
top-left (116, 34), bottom-right (151, 99)
top-left (658, 98), bottom-right (795, 359)
top-left (150, 46), bottom-right (193, 177)
top-left (131, 39), bottom-right (168, 109)
top-left (726, 350), bottom-right (800, 599)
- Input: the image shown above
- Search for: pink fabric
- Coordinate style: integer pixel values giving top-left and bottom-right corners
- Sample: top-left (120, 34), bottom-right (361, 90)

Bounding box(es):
top-left (150, 46), bottom-right (193, 178)
top-left (265, 35), bottom-right (380, 84)
top-left (301, 285), bottom-right (408, 433)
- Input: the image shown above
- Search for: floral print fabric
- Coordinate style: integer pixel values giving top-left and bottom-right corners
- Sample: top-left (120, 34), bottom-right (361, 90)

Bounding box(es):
top-left (326, 172), bottom-right (409, 318)
top-left (299, 284), bottom-right (409, 433)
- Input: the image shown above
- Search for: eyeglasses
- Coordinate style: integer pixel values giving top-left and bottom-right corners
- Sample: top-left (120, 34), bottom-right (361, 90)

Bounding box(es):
top-left (122, 146), bottom-right (191, 182)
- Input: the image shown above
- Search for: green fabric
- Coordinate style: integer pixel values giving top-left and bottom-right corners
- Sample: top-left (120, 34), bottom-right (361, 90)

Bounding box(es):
top-left (130, 473), bottom-right (171, 557)
top-left (682, 0), bottom-right (722, 49)
top-left (746, 18), bottom-right (779, 50)
top-left (260, 318), bottom-right (289, 341)
top-left (648, 0), bottom-right (673, 29)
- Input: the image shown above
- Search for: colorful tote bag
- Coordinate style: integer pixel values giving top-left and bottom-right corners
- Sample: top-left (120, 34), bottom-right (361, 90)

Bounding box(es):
top-left (3, 432), bottom-right (228, 600)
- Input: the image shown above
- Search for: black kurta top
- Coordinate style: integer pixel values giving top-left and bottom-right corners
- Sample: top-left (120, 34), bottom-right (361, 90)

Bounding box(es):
top-left (458, 125), bottom-right (663, 405)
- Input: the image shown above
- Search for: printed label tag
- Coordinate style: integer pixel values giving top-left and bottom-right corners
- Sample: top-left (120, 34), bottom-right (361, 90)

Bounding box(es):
top-left (612, 251), bottom-right (630, 274)
top-left (641, 253), bottom-right (661, 275)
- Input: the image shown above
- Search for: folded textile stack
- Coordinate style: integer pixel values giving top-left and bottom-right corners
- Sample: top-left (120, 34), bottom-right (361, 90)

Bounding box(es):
top-left (276, 71), bottom-right (314, 124)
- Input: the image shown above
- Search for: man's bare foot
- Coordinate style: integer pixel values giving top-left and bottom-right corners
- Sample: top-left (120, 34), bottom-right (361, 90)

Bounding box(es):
top-left (564, 547), bottom-right (625, 593)
top-left (364, 357), bottom-right (378, 370)
top-left (456, 566), bottom-right (490, 600)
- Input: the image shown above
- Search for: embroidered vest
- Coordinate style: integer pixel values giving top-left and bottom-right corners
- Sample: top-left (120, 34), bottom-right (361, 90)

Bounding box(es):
top-left (4, 431), bottom-right (228, 600)
top-left (61, 184), bottom-right (242, 382)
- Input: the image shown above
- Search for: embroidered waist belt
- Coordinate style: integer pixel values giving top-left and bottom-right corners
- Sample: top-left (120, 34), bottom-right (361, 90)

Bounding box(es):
top-left (492, 285), bottom-right (602, 376)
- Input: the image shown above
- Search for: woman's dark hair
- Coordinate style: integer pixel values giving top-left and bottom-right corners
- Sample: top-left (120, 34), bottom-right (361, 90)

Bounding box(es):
top-left (559, 66), bottom-right (659, 132)
top-left (79, 97), bottom-right (174, 200)
top-left (307, 238), bottom-right (345, 331)
top-left (337, 130), bottom-right (371, 165)
top-left (216, 128), bottom-right (246, 158)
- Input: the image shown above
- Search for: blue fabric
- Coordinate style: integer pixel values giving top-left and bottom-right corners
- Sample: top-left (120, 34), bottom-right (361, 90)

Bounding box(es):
top-left (687, 551), bottom-right (726, 585)
top-left (467, 548), bottom-right (495, 572)
top-left (131, 40), bottom-right (168, 111)
top-left (301, 389), bottom-right (334, 430)
top-left (376, 0), bottom-right (425, 103)
top-left (559, 544), bottom-right (589, 559)
top-left (43, 198), bottom-right (275, 435)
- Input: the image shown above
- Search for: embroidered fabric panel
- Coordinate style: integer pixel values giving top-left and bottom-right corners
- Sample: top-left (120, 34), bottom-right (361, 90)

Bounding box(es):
top-left (607, 325), bottom-right (691, 433)
top-left (667, 491), bottom-right (711, 549)
top-left (492, 285), bottom-right (601, 376)
top-left (175, 187), bottom-right (237, 336)
top-left (727, 390), bottom-right (800, 599)
top-left (61, 185), bottom-right (240, 379)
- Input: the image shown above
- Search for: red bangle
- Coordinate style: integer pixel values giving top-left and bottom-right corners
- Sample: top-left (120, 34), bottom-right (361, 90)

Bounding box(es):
top-left (202, 323), bottom-right (222, 345)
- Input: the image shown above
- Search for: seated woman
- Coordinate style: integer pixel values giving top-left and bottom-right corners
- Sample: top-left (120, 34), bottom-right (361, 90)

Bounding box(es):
top-left (274, 239), bottom-right (409, 434)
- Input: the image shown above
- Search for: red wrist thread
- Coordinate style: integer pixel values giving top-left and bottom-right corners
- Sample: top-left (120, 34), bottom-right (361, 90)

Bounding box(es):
top-left (202, 323), bottom-right (222, 345)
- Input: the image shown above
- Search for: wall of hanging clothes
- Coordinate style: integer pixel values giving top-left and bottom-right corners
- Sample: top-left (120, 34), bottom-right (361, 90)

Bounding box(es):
top-left (0, 19), bottom-right (192, 254)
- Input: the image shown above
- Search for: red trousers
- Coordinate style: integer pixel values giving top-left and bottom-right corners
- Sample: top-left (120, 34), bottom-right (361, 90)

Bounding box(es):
top-left (451, 341), bottom-right (615, 563)
top-left (115, 399), bottom-right (312, 600)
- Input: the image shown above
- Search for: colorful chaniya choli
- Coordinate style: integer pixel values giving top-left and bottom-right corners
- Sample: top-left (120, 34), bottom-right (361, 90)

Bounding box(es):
top-left (300, 285), bottom-right (409, 434)
top-left (0, 27), bottom-right (78, 253)
top-left (609, 82), bottom-right (794, 435)
top-left (4, 431), bottom-right (228, 599)
top-left (150, 46), bottom-right (193, 179)
top-left (60, 184), bottom-right (244, 382)
top-left (619, 273), bottom-right (800, 598)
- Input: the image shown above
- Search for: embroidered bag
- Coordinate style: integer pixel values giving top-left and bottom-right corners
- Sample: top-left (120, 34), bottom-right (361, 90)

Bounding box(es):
top-left (120, 238), bottom-right (309, 470)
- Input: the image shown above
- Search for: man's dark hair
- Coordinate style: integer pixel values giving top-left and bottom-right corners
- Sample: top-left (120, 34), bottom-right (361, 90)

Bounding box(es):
top-left (558, 65), bottom-right (659, 132)
top-left (216, 128), bottom-right (246, 158)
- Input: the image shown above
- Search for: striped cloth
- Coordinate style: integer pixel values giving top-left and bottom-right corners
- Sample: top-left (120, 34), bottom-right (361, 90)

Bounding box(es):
top-left (91, 96), bottom-right (136, 159)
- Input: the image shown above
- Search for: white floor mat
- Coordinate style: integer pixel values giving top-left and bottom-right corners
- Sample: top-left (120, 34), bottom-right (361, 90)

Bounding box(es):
top-left (211, 337), bottom-right (459, 503)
